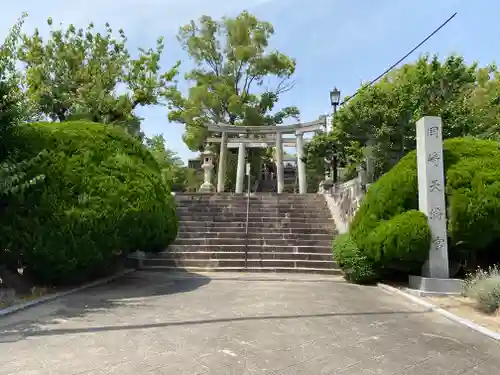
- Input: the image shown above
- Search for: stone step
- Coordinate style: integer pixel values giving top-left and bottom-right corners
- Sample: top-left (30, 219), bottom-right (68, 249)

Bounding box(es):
top-left (163, 193), bottom-right (338, 276)
top-left (175, 197), bottom-right (328, 204)
top-left (178, 212), bottom-right (332, 219)
top-left (178, 226), bottom-right (334, 235)
top-left (176, 205), bottom-right (330, 211)
top-left (177, 211), bottom-right (332, 218)
top-left (148, 251), bottom-right (334, 262)
top-left (140, 266), bottom-right (342, 275)
top-left (176, 201), bottom-right (329, 208)
top-left (176, 201), bottom-right (326, 207)
top-left (176, 231), bottom-right (333, 241)
top-left (177, 215), bottom-right (334, 223)
top-left (178, 221), bottom-right (335, 231)
top-left (166, 244), bottom-right (332, 254)
top-left (176, 206), bottom-right (330, 216)
top-left (176, 204), bottom-right (331, 211)
top-left (142, 258), bottom-right (337, 270)
top-left (173, 237), bottom-right (331, 247)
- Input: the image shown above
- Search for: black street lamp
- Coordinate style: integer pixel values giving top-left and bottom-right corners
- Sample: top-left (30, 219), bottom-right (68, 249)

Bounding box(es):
top-left (330, 87), bottom-right (341, 115)
top-left (329, 87), bottom-right (341, 183)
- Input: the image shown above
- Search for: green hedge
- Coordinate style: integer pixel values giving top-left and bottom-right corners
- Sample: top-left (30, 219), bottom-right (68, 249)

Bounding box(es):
top-left (0, 121), bottom-right (178, 285)
top-left (361, 210), bottom-right (431, 275)
top-left (337, 137), bottom-right (500, 283)
top-left (333, 233), bottom-right (378, 284)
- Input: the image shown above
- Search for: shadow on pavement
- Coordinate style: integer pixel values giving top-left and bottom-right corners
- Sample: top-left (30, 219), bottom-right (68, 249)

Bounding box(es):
top-left (50, 271), bottom-right (212, 316)
top-left (0, 271), bottom-right (211, 341)
top-left (0, 308), bottom-right (430, 342)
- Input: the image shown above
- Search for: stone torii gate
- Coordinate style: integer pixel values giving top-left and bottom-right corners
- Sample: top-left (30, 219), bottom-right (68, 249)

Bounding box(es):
top-left (203, 119), bottom-right (326, 194)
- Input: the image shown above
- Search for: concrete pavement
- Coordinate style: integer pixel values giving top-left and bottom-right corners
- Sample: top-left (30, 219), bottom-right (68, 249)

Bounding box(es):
top-left (1, 271), bottom-right (499, 374)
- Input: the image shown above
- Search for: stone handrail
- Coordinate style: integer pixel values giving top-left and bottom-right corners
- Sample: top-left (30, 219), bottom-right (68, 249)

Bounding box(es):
top-left (332, 178), bottom-right (364, 223)
top-left (322, 176), bottom-right (366, 234)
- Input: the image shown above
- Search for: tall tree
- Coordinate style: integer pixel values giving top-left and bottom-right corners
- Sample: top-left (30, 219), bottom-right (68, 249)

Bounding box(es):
top-left (165, 10), bottom-right (299, 151)
top-left (18, 18), bottom-right (179, 138)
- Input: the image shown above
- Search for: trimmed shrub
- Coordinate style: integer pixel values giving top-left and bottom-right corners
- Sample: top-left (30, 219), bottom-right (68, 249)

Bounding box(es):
top-left (463, 266), bottom-right (500, 314)
top-left (349, 152), bottom-right (419, 244)
top-left (361, 210), bottom-right (431, 275)
top-left (333, 233), bottom-right (379, 284)
top-left (0, 121), bottom-right (178, 285)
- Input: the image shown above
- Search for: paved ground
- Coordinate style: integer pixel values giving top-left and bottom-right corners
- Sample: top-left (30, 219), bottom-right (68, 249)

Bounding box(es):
top-left (1, 271), bottom-right (500, 375)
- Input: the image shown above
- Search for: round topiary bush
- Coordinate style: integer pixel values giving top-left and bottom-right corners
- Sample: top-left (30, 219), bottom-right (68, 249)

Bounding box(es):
top-left (360, 210), bottom-right (431, 275)
top-left (343, 137), bottom-right (500, 282)
top-left (0, 121), bottom-right (178, 285)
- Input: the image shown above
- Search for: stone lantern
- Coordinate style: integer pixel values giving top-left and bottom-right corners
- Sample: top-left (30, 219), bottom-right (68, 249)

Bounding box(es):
top-left (199, 144), bottom-right (216, 193)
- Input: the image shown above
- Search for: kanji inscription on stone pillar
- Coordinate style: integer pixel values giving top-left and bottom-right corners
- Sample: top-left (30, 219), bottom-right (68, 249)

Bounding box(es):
top-left (416, 116), bottom-right (449, 278)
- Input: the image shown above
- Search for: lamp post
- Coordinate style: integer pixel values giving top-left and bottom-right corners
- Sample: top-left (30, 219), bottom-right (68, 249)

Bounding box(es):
top-left (330, 87), bottom-right (341, 115)
top-left (329, 87), bottom-right (341, 183)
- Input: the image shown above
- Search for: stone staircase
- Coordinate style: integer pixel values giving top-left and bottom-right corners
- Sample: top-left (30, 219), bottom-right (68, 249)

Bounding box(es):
top-left (255, 177), bottom-right (297, 193)
top-left (255, 179), bottom-right (277, 192)
top-left (141, 193), bottom-right (340, 274)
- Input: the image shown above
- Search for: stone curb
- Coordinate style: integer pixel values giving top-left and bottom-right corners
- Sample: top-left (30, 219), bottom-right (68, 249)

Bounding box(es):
top-left (0, 269), bottom-right (135, 318)
top-left (378, 283), bottom-right (500, 342)
top-left (158, 272), bottom-right (344, 283)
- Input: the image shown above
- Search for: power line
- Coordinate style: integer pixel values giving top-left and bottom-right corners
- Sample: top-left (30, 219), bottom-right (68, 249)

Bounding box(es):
top-left (340, 12), bottom-right (458, 106)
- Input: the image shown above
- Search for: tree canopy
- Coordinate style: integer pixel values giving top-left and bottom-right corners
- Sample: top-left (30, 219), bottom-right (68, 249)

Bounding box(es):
top-left (18, 17), bottom-right (179, 138)
top-left (303, 127), bottom-right (363, 183)
top-left (165, 10), bottom-right (299, 151)
top-left (1, 13), bottom-right (32, 141)
top-left (306, 54), bottom-right (500, 178)
top-left (0, 14), bottom-right (46, 197)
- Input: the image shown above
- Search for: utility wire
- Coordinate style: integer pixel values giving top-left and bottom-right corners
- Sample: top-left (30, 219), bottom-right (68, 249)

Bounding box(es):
top-left (340, 12), bottom-right (458, 106)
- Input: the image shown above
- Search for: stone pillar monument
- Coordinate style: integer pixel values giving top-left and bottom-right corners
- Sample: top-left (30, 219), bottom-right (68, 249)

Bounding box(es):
top-left (199, 146), bottom-right (215, 193)
top-left (416, 116), bottom-right (449, 278)
top-left (235, 136), bottom-right (246, 194)
top-left (275, 132), bottom-right (284, 194)
top-left (295, 132), bottom-right (307, 194)
top-left (409, 116), bottom-right (460, 295)
top-left (217, 132), bottom-right (228, 192)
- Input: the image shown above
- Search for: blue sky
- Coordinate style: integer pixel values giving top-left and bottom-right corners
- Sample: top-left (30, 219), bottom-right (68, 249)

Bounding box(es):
top-left (1, 0), bottom-right (497, 162)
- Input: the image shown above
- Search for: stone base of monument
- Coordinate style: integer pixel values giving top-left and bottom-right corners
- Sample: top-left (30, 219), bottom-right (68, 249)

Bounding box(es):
top-left (406, 275), bottom-right (463, 297)
top-left (198, 183), bottom-right (215, 193)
